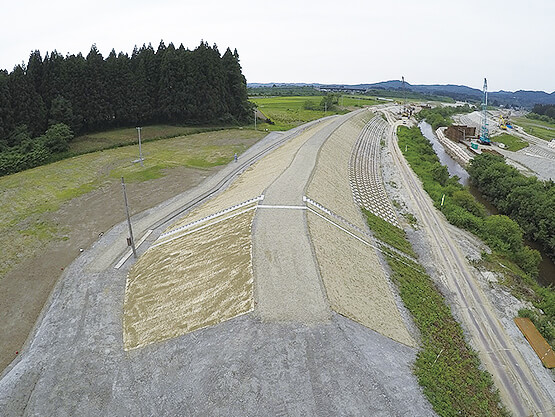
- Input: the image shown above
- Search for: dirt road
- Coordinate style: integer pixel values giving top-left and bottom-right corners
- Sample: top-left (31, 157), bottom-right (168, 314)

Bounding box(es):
top-left (383, 109), bottom-right (554, 417)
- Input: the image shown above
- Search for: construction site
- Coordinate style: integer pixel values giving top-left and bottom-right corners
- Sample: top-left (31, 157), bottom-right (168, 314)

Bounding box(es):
top-left (0, 96), bottom-right (554, 416)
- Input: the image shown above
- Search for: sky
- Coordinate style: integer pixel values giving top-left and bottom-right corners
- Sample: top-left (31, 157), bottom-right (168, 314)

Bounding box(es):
top-left (1, 0), bottom-right (553, 93)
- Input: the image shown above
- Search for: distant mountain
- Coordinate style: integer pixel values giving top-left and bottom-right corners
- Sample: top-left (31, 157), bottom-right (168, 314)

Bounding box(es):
top-left (247, 80), bottom-right (555, 108)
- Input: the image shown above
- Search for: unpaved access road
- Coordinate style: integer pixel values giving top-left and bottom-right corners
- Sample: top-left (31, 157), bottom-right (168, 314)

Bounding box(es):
top-left (0, 113), bottom-right (435, 416)
top-left (383, 109), bottom-right (554, 417)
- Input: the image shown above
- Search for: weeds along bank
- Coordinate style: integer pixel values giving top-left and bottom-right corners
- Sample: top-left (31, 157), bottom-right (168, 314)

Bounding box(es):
top-left (364, 211), bottom-right (508, 417)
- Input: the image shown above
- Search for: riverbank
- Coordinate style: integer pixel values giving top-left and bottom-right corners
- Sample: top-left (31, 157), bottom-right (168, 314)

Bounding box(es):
top-left (419, 121), bottom-right (554, 287)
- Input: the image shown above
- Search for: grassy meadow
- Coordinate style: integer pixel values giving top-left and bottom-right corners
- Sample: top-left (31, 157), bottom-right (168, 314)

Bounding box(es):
top-left (0, 129), bottom-right (264, 279)
top-left (513, 116), bottom-right (555, 142)
top-left (492, 133), bottom-right (529, 151)
top-left (250, 95), bottom-right (383, 130)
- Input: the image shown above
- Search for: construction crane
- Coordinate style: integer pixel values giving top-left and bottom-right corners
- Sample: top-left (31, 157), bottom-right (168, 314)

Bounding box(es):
top-left (401, 76), bottom-right (409, 117)
top-left (479, 78), bottom-right (491, 145)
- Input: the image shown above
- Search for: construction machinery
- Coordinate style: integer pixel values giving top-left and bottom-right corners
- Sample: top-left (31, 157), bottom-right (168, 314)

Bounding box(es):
top-left (479, 78), bottom-right (491, 145)
top-left (499, 115), bottom-right (507, 130)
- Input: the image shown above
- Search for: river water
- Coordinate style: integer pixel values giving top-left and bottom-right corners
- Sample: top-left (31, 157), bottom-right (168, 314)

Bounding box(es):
top-left (419, 122), bottom-right (470, 185)
top-left (418, 121), bottom-right (554, 287)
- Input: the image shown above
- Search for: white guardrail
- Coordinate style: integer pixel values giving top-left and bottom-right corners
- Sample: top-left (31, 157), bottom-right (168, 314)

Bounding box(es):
top-left (156, 195), bottom-right (265, 241)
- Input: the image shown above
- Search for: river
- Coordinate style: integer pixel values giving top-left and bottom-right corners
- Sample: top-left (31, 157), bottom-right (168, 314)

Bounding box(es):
top-left (418, 121), bottom-right (554, 287)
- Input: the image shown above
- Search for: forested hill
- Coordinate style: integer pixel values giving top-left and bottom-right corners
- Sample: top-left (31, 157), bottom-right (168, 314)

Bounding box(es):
top-left (0, 40), bottom-right (251, 146)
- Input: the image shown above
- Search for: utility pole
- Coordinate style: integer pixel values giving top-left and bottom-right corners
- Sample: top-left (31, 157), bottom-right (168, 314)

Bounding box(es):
top-left (402, 76), bottom-right (407, 113)
top-left (136, 127), bottom-right (144, 166)
top-left (254, 108), bottom-right (257, 130)
top-left (121, 177), bottom-right (137, 258)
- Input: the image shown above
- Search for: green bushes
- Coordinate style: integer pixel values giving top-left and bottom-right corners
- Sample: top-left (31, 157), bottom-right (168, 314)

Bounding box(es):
top-left (0, 123), bottom-right (74, 176)
top-left (416, 104), bottom-right (474, 130)
top-left (364, 213), bottom-right (507, 416)
top-left (468, 153), bottom-right (555, 263)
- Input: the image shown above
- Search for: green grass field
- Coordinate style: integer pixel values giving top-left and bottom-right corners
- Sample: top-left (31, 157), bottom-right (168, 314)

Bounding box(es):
top-left (513, 116), bottom-right (555, 142)
top-left (250, 95), bottom-right (382, 130)
top-left (492, 133), bottom-right (529, 152)
top-left (251, 96), bottom-right (340, 130)
top-left (70, 125), bottom-right (227, 154)
top-left (0, 129), bottom-right (264, 279)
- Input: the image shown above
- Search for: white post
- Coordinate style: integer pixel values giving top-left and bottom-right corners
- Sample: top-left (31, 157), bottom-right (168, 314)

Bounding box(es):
top-left (136, 127), bottom-right (143, 166)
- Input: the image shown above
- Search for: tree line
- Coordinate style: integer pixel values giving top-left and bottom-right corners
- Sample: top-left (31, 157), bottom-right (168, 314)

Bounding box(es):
top-left (468, 154), bottom-right (555, 263)
top-left (528, 104), bottom-right (555, 123)
top-left (0, 41), bottom-right (251, 176)
top-left (415, 104), bottom-right (475, 130)
top-left (398, 127), bottom-right (553, 344)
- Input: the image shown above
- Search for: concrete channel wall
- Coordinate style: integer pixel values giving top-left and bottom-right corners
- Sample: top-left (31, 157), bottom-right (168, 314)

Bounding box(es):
top-left (435, 127), bottom-right (472, 166)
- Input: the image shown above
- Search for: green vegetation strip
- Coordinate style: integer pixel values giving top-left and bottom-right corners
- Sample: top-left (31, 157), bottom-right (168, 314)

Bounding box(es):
top-left (70, 125), bottom-right (229, 155)
top-left (361, 208), bottom-right (416, 257)
top-left (397, 126), bottom-right (554, 346)
top-left (492, 133), bottom-right (528, 152)
top-left (415, 104), bottom-right (474, 130)
top-left (365, 211), bottom-right (507, 417)
top-left (251, 96), bottom-right (347, 130)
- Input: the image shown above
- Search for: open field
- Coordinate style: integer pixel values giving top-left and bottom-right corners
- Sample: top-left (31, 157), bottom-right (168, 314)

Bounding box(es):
top-left (492, 132), bottom-right (529, 151)
top-left (513, 116), bottom-right (555, 142)
top-left (340, 95), bottom-right (382, 107)
top-left (0, 128), bottom-right (264, 371)
top-left (70, 125), bottom-right (230, 155)
top-left (251, 96), bottom-right (386, 131)
top-left (0, 129), bottom-right (262, 278)
top-left (251, 96), bottom-right (344, 130)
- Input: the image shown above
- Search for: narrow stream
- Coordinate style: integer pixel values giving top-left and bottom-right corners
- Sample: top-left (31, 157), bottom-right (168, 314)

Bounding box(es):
top-left (419, 121), bottom-right (554, 287)
top-left (419, 122), bottom-right (469, 185)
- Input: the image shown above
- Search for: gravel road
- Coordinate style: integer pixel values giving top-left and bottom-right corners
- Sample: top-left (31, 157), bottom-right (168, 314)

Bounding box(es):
top-left (253, 116), bottom-right (352, 323)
